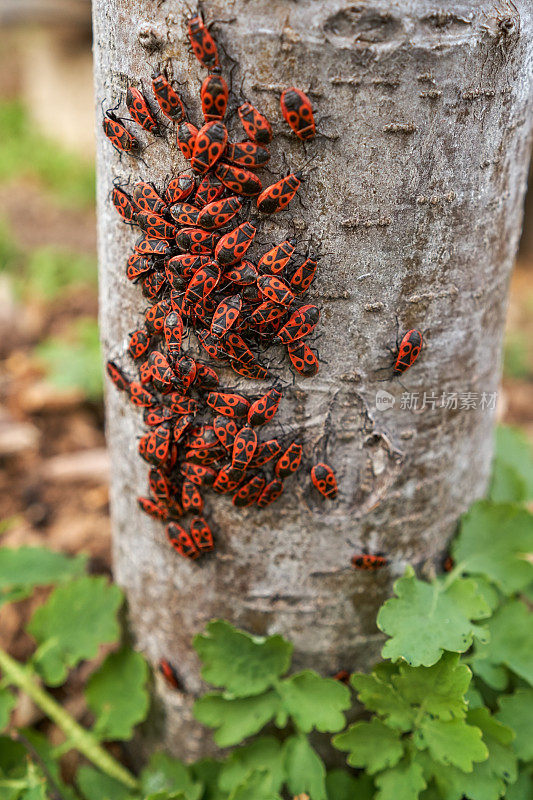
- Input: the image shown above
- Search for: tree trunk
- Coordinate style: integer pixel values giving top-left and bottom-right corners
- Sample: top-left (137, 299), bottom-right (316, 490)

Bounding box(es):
top-left (93, 0), bottom-right (533, 761)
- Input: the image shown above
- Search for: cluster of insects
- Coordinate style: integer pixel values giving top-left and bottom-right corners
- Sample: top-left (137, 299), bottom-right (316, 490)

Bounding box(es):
top-left (103, 13), bottom-right (424, 577)
top-left (104, 14), bottom-right (340, 564)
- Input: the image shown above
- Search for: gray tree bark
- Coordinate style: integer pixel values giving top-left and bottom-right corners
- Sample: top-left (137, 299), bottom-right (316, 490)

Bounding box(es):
top-left (93, 0), bottom-right (533, 761)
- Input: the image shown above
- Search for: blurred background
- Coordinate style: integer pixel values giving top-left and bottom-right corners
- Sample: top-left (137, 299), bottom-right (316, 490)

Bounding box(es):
top-left (0, 0), bottom-right (531, 741)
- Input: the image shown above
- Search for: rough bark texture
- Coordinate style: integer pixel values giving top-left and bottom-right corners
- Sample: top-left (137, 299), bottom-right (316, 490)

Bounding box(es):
top-left (93, 0), bottom-right (533, 760)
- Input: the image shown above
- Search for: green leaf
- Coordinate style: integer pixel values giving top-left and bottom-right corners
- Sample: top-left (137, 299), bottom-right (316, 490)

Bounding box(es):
top-left (423, 708), bottom-right (517, 800)
top-left (218, 737), bottom-right (285, 795)
top-left (35, 318), bottom-right (102, 400)
top-left (0, 547), bottom-right (86, 590)
top-left (392, 653), bottom-right (471, 721)
top-left (494, 426), bottom-right (533, 500)
top-left (350, 672), bottom-right (414, 731)
top-left (140, 753), bottom-right (202, 800)
top-left (283, 735), bottom-right (327, 800)
top-left (227, 768), bottom-right (281, 800)
top-left (489, 459), bottom-right (527, 503)
top-left (333, 719), bottom-right (404, 774)
top-left (20, 728), bottom-right (78, 800)
top-left (276, 671), bottom-right (350, 733)
top-left (374, 759), bottom-right (426, 800)
top-left (27, 576), bottom-right (122, 686)
top-left (472, 599), bottom-right (533, 687)
top-left (452, 502), bottom-right (533, 595)
top-left (326, 769), bottom-right (374, 800)
top-left (189, 759), bottom-right (224, 800)
top-left (496, 689), bottom-right (533, 760)
top-left (507, 769), bottom-right (533, 800)
top-left (193, 620), bottom-right (292, 698)
top-left (0, 689), bottom-right (16, 731)
top-left (193, 691), bottom-right (280, 747)
top-left (76, 766), bottom-right (135, 800)
top-left (85, 648), bottom-right (149, 740)
top-left (414, 718), bottom-right (488, 772)
top-left (378, 568), bottom-right (490, 666)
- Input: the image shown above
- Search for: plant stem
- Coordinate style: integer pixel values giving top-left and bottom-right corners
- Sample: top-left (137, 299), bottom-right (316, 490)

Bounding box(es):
top-left (0, 647), bottom-right (139, 791)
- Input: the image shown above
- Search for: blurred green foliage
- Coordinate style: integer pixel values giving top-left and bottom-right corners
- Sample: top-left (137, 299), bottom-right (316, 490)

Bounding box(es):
top-left (34, 318), bottom-right (102, 400)
top-left (25, 246), bottom-right (97, 299)
top-left (0, 101), bottom-right (95, 209)
top-left (504, 332), bottom-right (531, 381)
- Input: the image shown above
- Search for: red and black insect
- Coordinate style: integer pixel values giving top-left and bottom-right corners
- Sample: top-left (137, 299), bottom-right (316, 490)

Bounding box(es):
top-left (225, 260), bottom-right (258, 285)
top-left (151, 74), bottom-right (186, 122)
top-left (185, 445), bottom-right (225, 466)
top-left (215, 162), bottom-right (262, 196)
top-left (230, 360), bottom-right (269, 380)
top-left (191, 121), bottom-right (228, 174)
top-left (182, 480), bottom-right (204, 513)
top-left (135, 236), bottom-right (171, 257)
top-left (166, 522), bottom-right (199, 559)
top-left (145, 406), bottom-right (174, 427)
top-left (257, 275), bottom-right (295, 307)
top-left (163, 311), bottom-right (184, 356)
top-left (195, 173), bottom-right (224, 207)
top-left (187, 15), bottom-right (220, 70)
top-left (201, 69), bottom-right (228, 121)
top-left (247, 385), bottom-right (282, 426)
top-left (257, 171), bottom-right (302, 214)
top-left (167, 393), bottom-right (198, 415)
top-left (149, 467), bottom-right (172, 503)
top-left (212, 466), bottom-right (243, 494)
top-left (103, 112), bottom-right (141, 155)
top-left (232, 426), bottom-right (258, 471)
top-left (175, 355), bottom-right (198, 389)
top-left (136, 211), bottom-right (177, 240)
top-left (238, 102), bottom-right (272, 144)
top-left (139, 422), bottom-right (172, 466)
top-left (257, 478), bottom-right (284, 507)
top-left (174, 414), bottom-right (194, 443)
top-left (133, 182), bottom-right (167, 215)
top-left (214, 222), bottom-right (256, 265)
top-left (225, 141), bottom-right (270, 170)
top-left (249, 439), bottom-right (282, 467)
top-left (332, 670), bottom-right (351, 685)
top-left (141, 270), bottom-right (167, 300)
top-left (138, 496), bottom-right (168, 521)
top-left (181, 463), bottom-right (217, 487)
top-left (194, 363), bottom-right (220, 389)
top-left (257, 240), bottom-right (296, 274)
top-left (250, 302), bottom-right (287, 328)
top-left (207, 391), bottom-right (251, 418)
top-left (351, 554), bottom-right (388, 571)
top-left (126, 86), bottom-right (160, 134)
top-left (213, 415), bottom-right (241, 449)
top-left (311, 462), bottom-right (338, 499)
top-left (165, 174), bottom-right (195, 204)
top-left (128, 381), bottom-right (157, 407)
top-left (275, 304), bottom-right (320, 344)
top-left (233, 475), bottom-right (265, 507)
top-left (167, 254), bottom-right (210, 278)
top-left (158, 659), bottom-right (182, 690)
top-left (106, 360), bottom-right (130, 391)
top-left (145, 299), bottom-right (172, 334)
top-left (177, 122), bottom-right (199, 159)
top-left (149, 351), bottom-right (175, 391)
top-left (394, 329), bottom-right (423, 374)
top-left (184, 261), bottom-right (220, 308)
top-left (190, 516), bottom-right (214, 552)
top-left (221, 331), bottom-right (256, 365)
top-left (280, 88), bottom-right (316, 140)
top-left (211, 294), bottom-right (242, 338)
top-left (126, 253), bottom-right (152, 281)
top-left (169, 202), bottom-right (201, 227)
top-left (177, 227), bottom-right (218, 254)
top-left (112, 186), bottom-right (137, 223)
top-left (128, 329), bottom-right (150, 360)
top-left (287, 340), bottom-right (319, 377)
top-left (290, 258), bottom-right (317, 293)
top-left (197, 196), bottom-right (241, 230)
top-left (275, 442), bottom-right (303, 479)
top-left (197, 329), bottom-right (224, 360)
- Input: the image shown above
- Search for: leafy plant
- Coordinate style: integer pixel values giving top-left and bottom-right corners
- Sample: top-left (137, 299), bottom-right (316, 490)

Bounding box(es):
top-left (0, 425), bottom-right (531, 800)
top-left (34, 317), bottom-right (103, 399)
top-left (24, 246), bottom-right (97, 300)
